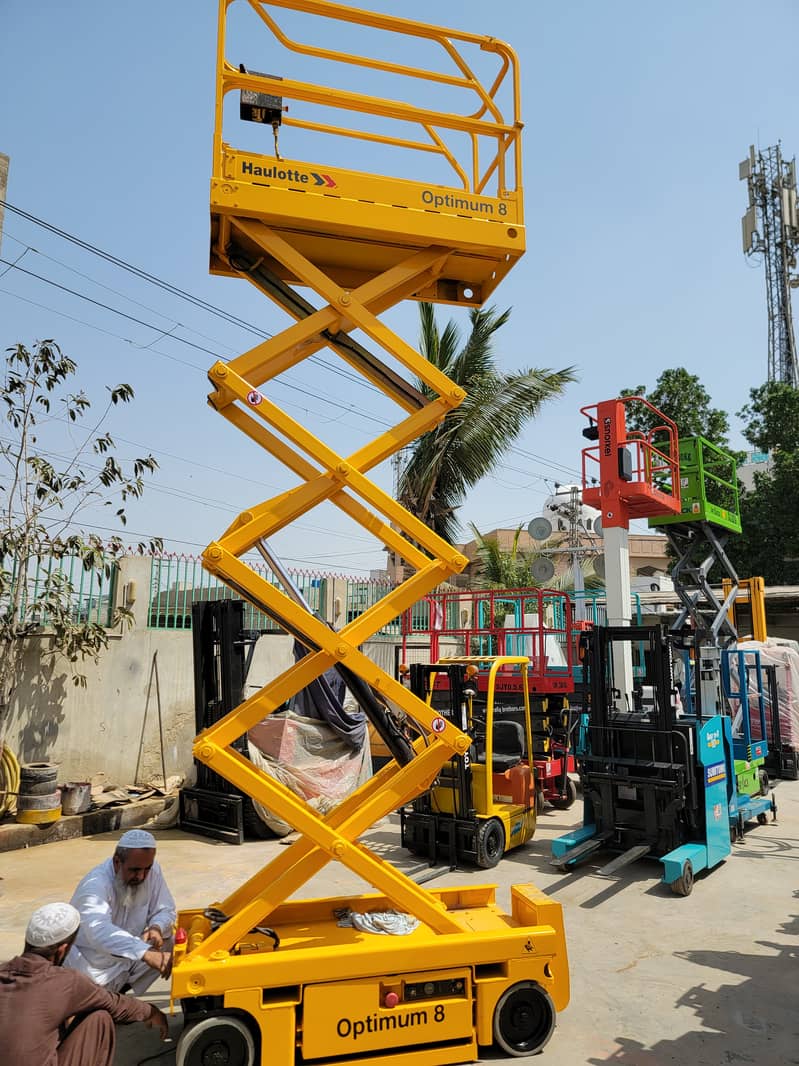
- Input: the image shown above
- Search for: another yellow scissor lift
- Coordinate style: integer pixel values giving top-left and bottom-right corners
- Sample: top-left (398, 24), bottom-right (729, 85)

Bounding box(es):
top-left (172, 3), bottom-right (569, 1063)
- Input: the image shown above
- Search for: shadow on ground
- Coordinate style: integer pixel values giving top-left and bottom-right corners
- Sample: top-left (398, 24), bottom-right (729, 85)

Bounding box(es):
top-left (586, 891), bottom-right (799, 1065)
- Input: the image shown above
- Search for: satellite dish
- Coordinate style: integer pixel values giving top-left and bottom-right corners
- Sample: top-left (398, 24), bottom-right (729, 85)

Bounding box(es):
top-left (531, 557), bottom-right (556, 583)
top-left (593, 515), bottom-right (603, 538)
top-left (527, 516), bottom-right (553, 542)
top-left (593, 554), bottom-right (606, 580)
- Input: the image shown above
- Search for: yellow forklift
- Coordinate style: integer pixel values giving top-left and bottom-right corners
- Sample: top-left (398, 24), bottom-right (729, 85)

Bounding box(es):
top-left (171, 3), bottom-right (569, 1063)
top-left (401, 657), bottom-right (538, 868)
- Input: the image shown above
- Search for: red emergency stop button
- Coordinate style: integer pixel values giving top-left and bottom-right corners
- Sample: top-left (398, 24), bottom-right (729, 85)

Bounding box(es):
top-left (384, 991), bottom-right (400, 1008)
top-left (175, 927), bottom-right (188, 944)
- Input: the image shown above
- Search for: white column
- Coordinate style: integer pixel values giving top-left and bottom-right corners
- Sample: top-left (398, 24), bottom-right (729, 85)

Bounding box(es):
top-left (603, 525), bottom-right (634, 704)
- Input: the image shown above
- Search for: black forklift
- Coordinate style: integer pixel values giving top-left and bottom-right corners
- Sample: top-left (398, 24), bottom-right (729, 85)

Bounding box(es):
top-left (178, 599), bottom-right (267, 843)
top-left (552, 625), bottom-right (709, 890)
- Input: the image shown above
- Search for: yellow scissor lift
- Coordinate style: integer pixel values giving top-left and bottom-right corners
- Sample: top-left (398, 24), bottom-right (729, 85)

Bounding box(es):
top-left (173, 3), bottom-right (569, 1063)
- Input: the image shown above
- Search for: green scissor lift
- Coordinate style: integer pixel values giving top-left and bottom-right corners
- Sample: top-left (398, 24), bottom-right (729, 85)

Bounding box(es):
top-left (650, 436), bottom-right (772, 818)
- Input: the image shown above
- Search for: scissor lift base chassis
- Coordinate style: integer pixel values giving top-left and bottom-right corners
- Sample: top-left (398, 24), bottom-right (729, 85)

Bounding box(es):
top-left (174, 885), bottom-right (567, 1064)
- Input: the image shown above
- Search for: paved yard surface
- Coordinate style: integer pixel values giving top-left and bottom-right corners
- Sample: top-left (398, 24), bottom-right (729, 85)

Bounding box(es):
top-left (2, 779), bottom-right (798, 1065)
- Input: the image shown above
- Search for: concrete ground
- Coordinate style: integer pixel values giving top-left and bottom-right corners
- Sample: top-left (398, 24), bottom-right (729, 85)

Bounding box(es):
top-left (1, 780), bottom-right (798, 1065)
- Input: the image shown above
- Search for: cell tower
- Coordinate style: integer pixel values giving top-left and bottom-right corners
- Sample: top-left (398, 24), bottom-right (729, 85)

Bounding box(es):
top-left (740, 143), bottom-right (799, 386)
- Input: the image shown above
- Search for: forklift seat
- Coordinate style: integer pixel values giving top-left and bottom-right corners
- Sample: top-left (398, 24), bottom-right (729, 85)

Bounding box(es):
top-left (490, 720), bottom-right (526, 773)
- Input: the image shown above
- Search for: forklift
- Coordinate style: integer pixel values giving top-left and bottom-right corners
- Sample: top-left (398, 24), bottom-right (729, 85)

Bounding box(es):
top-left (552, 416), bottom-right (776, 893)
top-left (401, 657), bottom-right (537, 868)
top-left (178, 600), bottom-right (267, 843)
top-left (401, 586), bottom-right (578, 811)
top-left (552, 625), bottom-right (737, 894)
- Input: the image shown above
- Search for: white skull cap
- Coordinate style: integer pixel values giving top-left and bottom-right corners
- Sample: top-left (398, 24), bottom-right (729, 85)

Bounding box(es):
top-left (26, 902), bottom-right (81, 948)
top-left (118, 829), bottom-right (157, 849)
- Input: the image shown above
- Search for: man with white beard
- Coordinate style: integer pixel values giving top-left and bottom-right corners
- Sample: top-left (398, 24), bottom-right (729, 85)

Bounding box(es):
top-left (65, 829), bottom-right (176, 994)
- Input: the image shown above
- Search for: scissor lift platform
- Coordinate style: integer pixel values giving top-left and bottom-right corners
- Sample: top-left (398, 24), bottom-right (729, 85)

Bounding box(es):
top-left (211, 0), bottom-right (525, 305)
top-left (173, 4), bottom-right (567, 1063)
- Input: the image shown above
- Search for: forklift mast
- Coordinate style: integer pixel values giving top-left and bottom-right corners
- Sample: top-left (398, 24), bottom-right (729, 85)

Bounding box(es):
top-left (179, 600), bottom-right (262, 843)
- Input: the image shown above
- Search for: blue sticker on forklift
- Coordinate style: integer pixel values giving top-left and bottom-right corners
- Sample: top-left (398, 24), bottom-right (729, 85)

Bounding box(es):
top-left (706, 762), bottom-right (726, 784)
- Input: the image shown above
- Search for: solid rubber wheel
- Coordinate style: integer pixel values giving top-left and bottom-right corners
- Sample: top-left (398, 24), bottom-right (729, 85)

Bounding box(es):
top-left (758, 768), bottom-right (770, 796)
top-left (549, 778), bottom-right (578, 810)
top-left (476, 817), bottom-right (505, 869)
top-left (493, 981), bottom-right (556, 1057)
top-left (177, 1015), bottom-right (256, 1066)
top-left (670, 859), bottom-right (694, 897)
top-left (757, 812), bottom-right (768, 825)
top-left (535, 789), bottom-right (546, 816)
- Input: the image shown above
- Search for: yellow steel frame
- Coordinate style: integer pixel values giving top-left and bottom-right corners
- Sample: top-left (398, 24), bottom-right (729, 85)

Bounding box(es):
top-left (724, 576), bottom-right (768, 642)
top-left (173, 11), bottom-right (568, 1049)
top-left (211, 0), bottom-right (525, 304)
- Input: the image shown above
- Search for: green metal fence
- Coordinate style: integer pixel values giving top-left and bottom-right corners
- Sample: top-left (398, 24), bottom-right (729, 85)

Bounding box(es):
top-left (1, 553), bottom-right (118, 628)
top-left (344, 578), bottom-right (402, 637)
top-left (147, 554), bottom-right (329, 630)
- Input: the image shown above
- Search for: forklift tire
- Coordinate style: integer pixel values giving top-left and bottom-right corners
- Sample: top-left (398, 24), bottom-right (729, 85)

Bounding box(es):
top-left (492, 980), bottom-right (556, 1056)
top-left (670, 859), bottom-right (694, 897)
top-left (476, 818), bottom-right (505, 869)
top-left (549, 778), bottom-right (577, 811)
top-left (177, 1014), bottom-right (257, 1066)
top-left (758, 768), bottom-right (770, 796)
top-left (535, 789), bottom-right (546, 816)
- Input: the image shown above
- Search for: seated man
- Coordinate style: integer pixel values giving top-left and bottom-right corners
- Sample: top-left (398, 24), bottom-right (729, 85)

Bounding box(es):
top-left (66, 829), bottom-right (176, 994)
top-left (0, 901), bottom-right (168, 1066)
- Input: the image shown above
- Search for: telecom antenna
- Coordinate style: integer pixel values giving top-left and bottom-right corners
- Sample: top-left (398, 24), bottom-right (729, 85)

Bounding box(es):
top-left (740, 143), bottom-right (799, 386)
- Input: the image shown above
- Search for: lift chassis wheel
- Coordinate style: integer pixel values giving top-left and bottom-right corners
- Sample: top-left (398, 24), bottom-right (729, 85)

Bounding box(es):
top-left (493, 980), bottom-right (556, 1056)
top-left (177, 1014), bottom-right (257, 1066)
top-left (476, 817), bottom-right (505, 869)
top-left (670, 859), bottom-right (694, 897)
top-left (549, 778), bottom-right (577, 810)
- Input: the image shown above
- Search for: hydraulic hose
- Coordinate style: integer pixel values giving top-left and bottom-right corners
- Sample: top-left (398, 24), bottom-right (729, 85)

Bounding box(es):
top-left (0, 743), bottom-right (21, 817)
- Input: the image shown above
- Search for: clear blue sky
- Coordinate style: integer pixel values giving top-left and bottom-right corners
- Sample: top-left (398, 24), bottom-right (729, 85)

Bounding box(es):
top-left (2, 0), bottom-right (797, 574)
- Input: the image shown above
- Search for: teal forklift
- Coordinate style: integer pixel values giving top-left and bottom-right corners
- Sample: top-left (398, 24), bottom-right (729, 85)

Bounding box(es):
top-left (552, 406), bottom-right (776, 894)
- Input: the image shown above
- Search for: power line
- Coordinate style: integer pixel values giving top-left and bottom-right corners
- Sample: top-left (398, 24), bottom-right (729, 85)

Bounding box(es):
top-left (0, 277), bottom-right (392, 428)
top-left (0, 433), bottom-right (377, 545)
top-left (2, 202), bottom-right (591, 522)
top-left (1, 205), bottom-right (387, 394)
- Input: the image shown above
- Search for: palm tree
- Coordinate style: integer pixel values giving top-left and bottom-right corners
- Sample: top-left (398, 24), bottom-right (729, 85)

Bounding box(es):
top-left (470, 524), bottom-right (542, 589)
top-left (397, 302), bottom-right (576, 543)
top-left (470, 523), bottom-right (605, 594)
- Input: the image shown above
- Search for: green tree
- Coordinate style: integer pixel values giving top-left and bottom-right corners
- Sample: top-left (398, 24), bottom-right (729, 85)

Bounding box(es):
top-left (0, 341), bottom-right (161, 737)
top-left (469, 524), bottom-right (603, 593)
top-left (737, 381), bottom-right (799, 453)
top-left (470, 524), bottom-right (542, 589)
top-left (621, 368), bottom-right (729, 446)
top-left (398, 303), bottom-right (576, 542)
top-left (728, 454), bottom-right (799, 584)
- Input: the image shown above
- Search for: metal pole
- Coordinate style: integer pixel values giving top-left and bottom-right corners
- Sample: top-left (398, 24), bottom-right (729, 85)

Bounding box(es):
top-left (0, 154), bottom-right (9, 258)
top-left (604, 525), bottom-right (634, 703)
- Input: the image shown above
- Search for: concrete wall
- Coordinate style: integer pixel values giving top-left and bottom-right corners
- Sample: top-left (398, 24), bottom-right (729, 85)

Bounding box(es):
top-left (5, 557), bottom-right (400, 785)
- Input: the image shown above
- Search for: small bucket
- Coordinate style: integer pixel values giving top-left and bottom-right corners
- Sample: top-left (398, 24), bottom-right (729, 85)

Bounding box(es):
top-left (60, 782), bottom-right (92, 816)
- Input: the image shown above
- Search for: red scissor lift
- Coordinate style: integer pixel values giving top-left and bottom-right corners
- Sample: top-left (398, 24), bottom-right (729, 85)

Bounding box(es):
top-left (401, 587), bottom-right (578, 810)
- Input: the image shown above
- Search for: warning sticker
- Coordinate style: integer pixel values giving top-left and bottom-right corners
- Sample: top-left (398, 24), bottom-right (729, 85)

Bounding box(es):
top-left (247, 390), bottom-right (263, 406)
top-left (431, 717), bottom-right (446, 734)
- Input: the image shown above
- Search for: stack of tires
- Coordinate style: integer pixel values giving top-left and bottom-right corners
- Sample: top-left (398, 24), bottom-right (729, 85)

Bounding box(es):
top-left (16, 763), bottom-right (61, 825)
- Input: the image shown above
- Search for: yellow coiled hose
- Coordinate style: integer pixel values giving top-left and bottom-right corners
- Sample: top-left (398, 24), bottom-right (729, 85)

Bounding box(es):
top-left (0, 743), bottom-right (20, 817)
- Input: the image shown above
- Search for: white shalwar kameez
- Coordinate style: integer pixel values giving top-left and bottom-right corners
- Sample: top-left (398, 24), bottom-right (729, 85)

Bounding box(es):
top-left (65, 858), bottom-right (176, 994)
